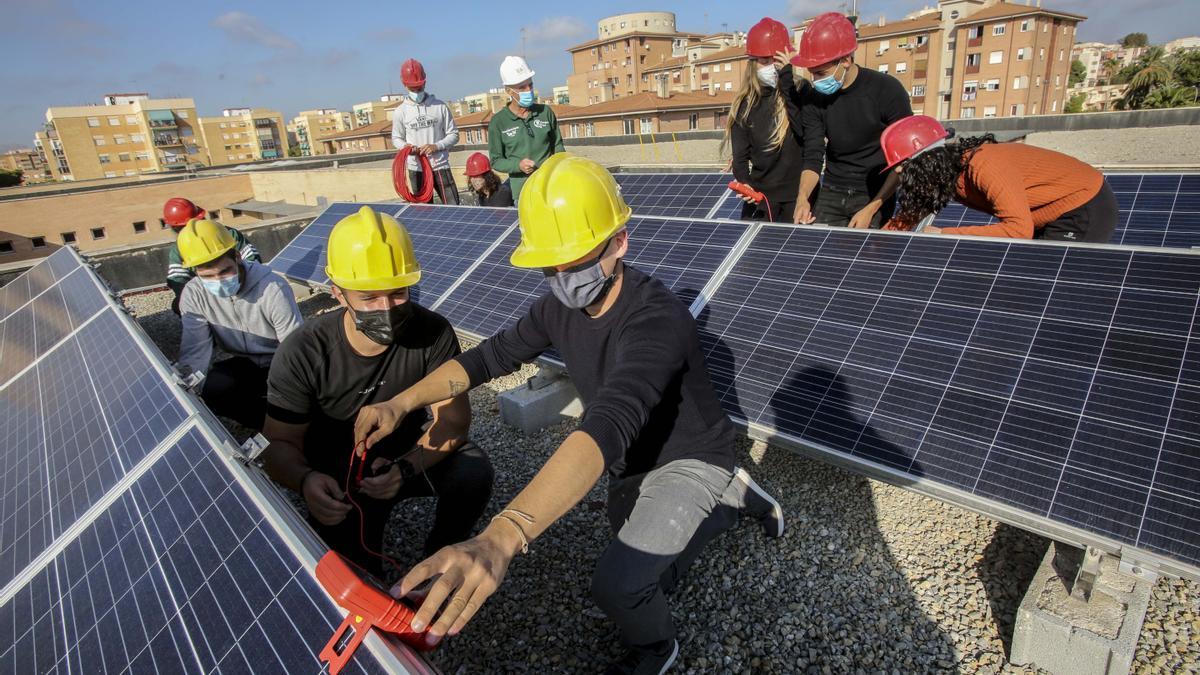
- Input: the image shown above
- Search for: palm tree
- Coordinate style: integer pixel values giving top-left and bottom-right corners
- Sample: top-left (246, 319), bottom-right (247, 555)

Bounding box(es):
top-left (1101, 57), bottom-right (1122, 85)
top-left (1122, 47), bottom-right (1172, 109)
top-left (1143, 83), bottom-right (1198, 109)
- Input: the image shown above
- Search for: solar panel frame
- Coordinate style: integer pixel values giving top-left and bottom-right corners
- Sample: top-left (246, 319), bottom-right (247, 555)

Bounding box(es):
top-left (269, 201), bottom-right (409, 286)
top-left (613, 172), bottom-right (735, 219)
top-left (693, 222), bottom-right (1200, 581)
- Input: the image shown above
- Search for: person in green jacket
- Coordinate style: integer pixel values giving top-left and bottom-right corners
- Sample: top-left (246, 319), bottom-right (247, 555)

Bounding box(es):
top-left (488, 56), bottom-right (565, 203)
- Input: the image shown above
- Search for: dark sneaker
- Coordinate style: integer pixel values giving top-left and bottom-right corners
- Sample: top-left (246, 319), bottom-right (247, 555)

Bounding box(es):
top-left (604, 638), bottom-right (679, 675)
top-left (735, 467), bottom-right (784, 538)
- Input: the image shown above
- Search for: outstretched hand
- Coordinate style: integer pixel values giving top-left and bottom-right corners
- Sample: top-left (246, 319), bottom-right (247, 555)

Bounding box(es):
top-left (354, 399), bottom-right (408, 450)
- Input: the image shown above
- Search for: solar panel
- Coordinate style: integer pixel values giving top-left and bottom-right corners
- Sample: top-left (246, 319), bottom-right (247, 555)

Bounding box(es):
top-left (931, 173), bottom-right (1200, 249)
top-left (435, 215), bottom-right (749, 340)
top-left (696, 226), bottom-right (1200, 577)
top-left (614, 173), bottom-right (734, 219)
top-left (370, 204), bottom-right (518, 307)
top-left (0, 249), bottom-right (430, 674)
top-left (269, 202), bottom-right (408, 285)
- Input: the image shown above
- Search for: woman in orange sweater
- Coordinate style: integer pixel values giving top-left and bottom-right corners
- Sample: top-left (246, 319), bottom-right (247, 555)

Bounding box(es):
top-left (881, 115), bottom-right (1118, 242)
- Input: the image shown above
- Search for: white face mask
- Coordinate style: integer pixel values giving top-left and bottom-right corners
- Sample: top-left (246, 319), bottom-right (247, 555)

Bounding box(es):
top-left (757, 64), bottom-right (778, 88)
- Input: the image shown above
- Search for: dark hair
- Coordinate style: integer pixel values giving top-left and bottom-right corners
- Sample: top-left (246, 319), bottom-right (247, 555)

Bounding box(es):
top-left (471, 170), bottom-right (502, 197)
top-left (894, 133), bottom-right (997, 227)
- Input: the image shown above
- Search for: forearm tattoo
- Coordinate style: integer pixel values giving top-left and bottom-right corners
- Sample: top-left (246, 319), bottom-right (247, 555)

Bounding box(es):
top-left (449, 379), bottom-right (467, 396)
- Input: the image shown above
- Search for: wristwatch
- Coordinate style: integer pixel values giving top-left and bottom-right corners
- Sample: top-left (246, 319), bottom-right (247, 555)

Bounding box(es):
top-left (395, 458), bottom-right (418, 481)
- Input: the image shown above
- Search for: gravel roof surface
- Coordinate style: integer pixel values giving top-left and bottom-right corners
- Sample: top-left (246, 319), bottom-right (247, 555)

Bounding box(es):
top-left (124, 287), bottom-right (1199, 674)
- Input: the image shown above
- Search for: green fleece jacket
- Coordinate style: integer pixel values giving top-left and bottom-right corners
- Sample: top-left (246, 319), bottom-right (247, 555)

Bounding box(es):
top-left (487, 103), bottom-right (565, 202)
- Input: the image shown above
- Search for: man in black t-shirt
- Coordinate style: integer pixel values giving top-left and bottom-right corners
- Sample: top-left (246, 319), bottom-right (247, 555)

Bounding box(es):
top-left (353, 155), bottom-right (784, 673)
top-left (261, 206), bottom-right (493, 575)
top-left (791, 12), bottom-right (913, 229)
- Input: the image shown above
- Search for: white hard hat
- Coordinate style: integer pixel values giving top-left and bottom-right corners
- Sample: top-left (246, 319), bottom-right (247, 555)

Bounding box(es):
top-left (500, 56), bottom-right (535, 86)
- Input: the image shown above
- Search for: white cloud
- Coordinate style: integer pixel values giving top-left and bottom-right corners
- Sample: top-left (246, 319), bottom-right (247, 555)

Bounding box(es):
top-left (526, 16), bottom-right (587, 43)
top-left (787, 0), bottom-right (829, 23)
top-left (212, 11), bottom-right (297, 51)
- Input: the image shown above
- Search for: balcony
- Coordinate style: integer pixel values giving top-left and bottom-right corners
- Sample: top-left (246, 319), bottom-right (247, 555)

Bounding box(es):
top-left (914, 70), bottom-right (927, 79)
top-left (153, 134), bottom-right (182, 147)
top-left (254, 118), bottom-right (274, 128)
top-left (962, 92), bottom-right (977, 101)
top-left (916, 42), bottom-right (929, 54)
top-left (968, 36), bottom-right (983, 48)
top-left (965, 63), bottom-right (981, 75)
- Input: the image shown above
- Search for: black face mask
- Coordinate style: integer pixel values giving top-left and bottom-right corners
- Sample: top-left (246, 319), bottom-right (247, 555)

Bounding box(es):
top-left (349, 302), bottom-right (414, 345)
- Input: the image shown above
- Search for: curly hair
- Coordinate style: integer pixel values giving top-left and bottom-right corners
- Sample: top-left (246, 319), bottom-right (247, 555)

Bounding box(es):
top-left (471, 170), bottom-right (502, 197)
top-left (894, 133), bottom-right (997, 227)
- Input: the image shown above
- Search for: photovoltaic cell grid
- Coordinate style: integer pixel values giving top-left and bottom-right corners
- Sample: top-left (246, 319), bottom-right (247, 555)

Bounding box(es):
top-left (614, 173), bottom-right (734, 219)
top-left (931, 173), bottom-right (1200, 249)
top-left (698, 225), bottom-right (1200, 571)
top-left (0, 426), bottom-right (388, 675)
top-left (436, 215), bottom-right (748, 339)
top-left (268, 202), bottom-right (407, 284)
top-left (0, 251), bottom-right (402, 673)
top-left (377, 204), bottom-right (518, 307)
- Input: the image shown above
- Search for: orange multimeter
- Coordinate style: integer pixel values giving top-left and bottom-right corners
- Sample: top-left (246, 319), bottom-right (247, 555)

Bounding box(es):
top-left (728, 180), bottom-right (765, 204)
top-left (315, 551), bottom-right (436, 674)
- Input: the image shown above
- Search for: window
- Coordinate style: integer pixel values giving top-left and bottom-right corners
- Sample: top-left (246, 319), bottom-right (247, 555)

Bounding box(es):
top-left (231, 209), bottom-right (243, 217)
top-left (983, 106), bottom-right (997, 117)
top-left (724, 63), bottom-right (732, 71)
top-left (966, 53), bottom-right (981, 67)
top-left (724, 81), bottom-right (733, 91)
top-left (689, 113), bottom-right (698, 130)
top-left (700, 66), bottom-right (708, 73)
top-left (1017, 48), bottom-right (1027, 60)
top-left (963, 81), bottom-right (978, 100)
top-left (108, 116), bottom-right (120, 126)
top-left (640, 117), bottom-right (652, 134)
top-left (1013, 76), bottom-right (1024, 89)
top-left (586, 122), bottom-right (595, 137)
top-left (1052, 99), bottom-right (1058, 112)
top-left (87, 117), bottom-right (100, 127)
top-left (159, 218), bottom-right (169, 229)
top-left (223, 134), bottom-right (230, 140)
top-left (135, 151), bottom-right (149, 160)
top-left (993, 24), bottom-right (1006, 36)
top-left (219, 122), bottom-right (227, 128)
top-left (878, 64), bottom-right (889, 73)
top-left (623, 119), bottom-right (635, 134)
top-left (113, 134), bottom-right (126, 144)
top-left (104, 171), bottom-right (117, 178)
top-left (989, 51), bottom-right (1003, 64)
top-left (126, 115), bottom-right (138, 125)
top-left (912, 84), bottom-right (926, 97)
top-left (61, 232), bottom-right (77, 244)
top-left (124, 170), bottom-right (136, 176)
top-left (986, 79), bottom-right (1000, 91)
top-left (1039, 48), bottom-right (1045, 60)
top-left (93, 136), bottom-right (106, 146)
top-left (1055, 74), bottom-right (1061, 87)
top-left (961, 107), bottom-right (976, 118)
top-left (1058, 49), bottom-right (1064, 61)
top-left (1021, 20), bottom-right (1031, 32)
top-left (131, 133), bottom-right (144, 143)
top-left (91, 227), bottom-right (106, 240)
top-left (1035, 76), bottom-right (1041, 87)
top-left (118, 152), bottom-right (131, 162)
top-left (98, 154), bottom-right (111, 164)
top-left (896, 62), bottom-right (907, 73)
top-left (1043, 24), bottom-right (1048, 32)
top-left (132, 221), bottom-right (147, 233)
top-left (967, 26), bottom-right (983, 39)
top-left (916, 35), bottom-right (928, 46)
top-left (31, 236), bottom-right (47, 248)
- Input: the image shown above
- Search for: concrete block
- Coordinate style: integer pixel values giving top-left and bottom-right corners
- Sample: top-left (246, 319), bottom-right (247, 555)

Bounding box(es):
top-left (1010, 542), bottom-right (1152, 675)
top-left (498, 371), bottom-right (583, 434)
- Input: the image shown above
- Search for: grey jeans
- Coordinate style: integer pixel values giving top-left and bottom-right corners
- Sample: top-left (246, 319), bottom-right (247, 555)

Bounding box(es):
top-left (591, 459), bottom-right (746, 649)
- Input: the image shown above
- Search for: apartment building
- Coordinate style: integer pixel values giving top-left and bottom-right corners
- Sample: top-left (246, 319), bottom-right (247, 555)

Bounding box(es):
top-left (1073, 42), bottom-right (1148, 88)
top-left (352, 95), bottom-right (404, 128)
top-left (34, 94), bottom-right (202, 181)
top-left (566, 12), bottom-right (706, 105)
top-left (449, 90), bottom-right (510, 118)
top-left (852, 0), bottom-right (1084, 119)
top-left (558, 91), bottom-right (734, 139)
top-left (0, 149), bottom-right (46, 177)
top-left (322, 120), bottom-right (393, 154)
top-left (288, 109), bottom-right (352, 156)
top-left (198, 108), bottom-right (288, 167)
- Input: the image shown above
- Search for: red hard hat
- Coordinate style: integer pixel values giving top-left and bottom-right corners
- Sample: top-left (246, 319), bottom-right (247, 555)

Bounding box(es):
top-left (163, 197), bottom-right (204, 228)
top-left (464, 152), bottom-right (491, 177)
top-left (401, 59), bottom-right (427, 89)
top-left (881, 115), bottom-right (950, 170)
top-left (746, 18), bottom-right (792, 58)
top-left (792, 12), bottom-right (858, 69)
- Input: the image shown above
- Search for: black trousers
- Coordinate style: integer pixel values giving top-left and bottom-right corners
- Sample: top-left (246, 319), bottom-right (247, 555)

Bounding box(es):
top-left (310, 443), bottom-right (494, 576)
top-left (408, 168), bottom-right (461, 205)
top-left (741, 198), bottom-right (796, 223)
top-left (813, 184), bottom-right (895, 228)
top-left (202, 357), bottom-right (269, 430)
top-left (1036, 181), bottom-right (1119, 243)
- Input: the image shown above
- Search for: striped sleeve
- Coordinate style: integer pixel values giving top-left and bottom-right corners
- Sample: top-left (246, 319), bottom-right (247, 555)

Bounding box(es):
top-left (229, 227), bottom-right (261, 262)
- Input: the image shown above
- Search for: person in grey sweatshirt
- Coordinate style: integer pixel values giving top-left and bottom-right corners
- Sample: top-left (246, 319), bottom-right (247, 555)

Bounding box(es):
top-left (392, 58), bottom-right (460, 204)
top-left (178, 250), bottom-right (303, 430)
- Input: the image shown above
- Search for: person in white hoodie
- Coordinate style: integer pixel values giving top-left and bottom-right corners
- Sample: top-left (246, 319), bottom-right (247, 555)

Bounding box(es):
top-left (176, 218), bottom-right (303, 430)
top-left (392, 58), bottom-right (461, 204)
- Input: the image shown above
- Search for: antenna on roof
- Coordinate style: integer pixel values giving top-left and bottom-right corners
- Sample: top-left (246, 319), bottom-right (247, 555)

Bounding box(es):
top-left (521, 26), bottom-right (527, 59)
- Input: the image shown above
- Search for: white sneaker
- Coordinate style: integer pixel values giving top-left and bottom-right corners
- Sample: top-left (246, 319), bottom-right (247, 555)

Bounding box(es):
top-left (735, 467), bottom-right (784, 538)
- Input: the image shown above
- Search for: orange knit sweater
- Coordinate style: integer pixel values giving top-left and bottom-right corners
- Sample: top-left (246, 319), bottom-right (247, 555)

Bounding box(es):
top-left (943, 143), bottom-right (1104, 238)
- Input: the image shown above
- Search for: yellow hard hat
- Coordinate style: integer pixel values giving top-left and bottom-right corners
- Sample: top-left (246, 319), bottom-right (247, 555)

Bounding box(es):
top-left (177, 218), bottom-right (236, 268)
top-left (325, 205), bottom-right (421, 291)
top-left (511, 153), bottom-right (631, 269)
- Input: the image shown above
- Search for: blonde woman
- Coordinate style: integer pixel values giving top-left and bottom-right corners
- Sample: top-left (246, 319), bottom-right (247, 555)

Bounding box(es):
top-left (724, 17), bottom-right (807, 222)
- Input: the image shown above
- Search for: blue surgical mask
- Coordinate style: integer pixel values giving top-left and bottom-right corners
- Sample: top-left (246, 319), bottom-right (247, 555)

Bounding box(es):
top-left (202, 275), bottom-right (240, 298)
top-left (813, 64), bottom-right (846, 95)
top-left (544, 241), bottom-right (616, 309)
top-left (517, 91), bottom-right (535, 108)
top-left (409, 90), bottom-right (425, 103)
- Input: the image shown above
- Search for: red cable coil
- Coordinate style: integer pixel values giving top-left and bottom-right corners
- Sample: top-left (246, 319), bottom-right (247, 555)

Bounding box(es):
top-left (393, 146), bottom-right (435, 203)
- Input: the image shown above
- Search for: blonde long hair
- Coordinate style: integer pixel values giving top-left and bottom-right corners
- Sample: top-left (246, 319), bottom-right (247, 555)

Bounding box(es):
top-left (721, 65), bottom-right (789, 155)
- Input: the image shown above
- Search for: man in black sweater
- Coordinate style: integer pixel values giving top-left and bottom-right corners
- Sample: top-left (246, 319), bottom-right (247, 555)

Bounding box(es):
top-left (792, 12), bottom-right (913, 228)
top-left (354, 154), bottom-right (783, 673)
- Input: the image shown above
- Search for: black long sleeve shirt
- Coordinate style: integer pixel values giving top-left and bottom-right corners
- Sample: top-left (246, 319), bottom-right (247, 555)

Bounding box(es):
top-left (730, 66), bottom-right (808, 205)
top-left (456, 265), bottom-right (736, 479)
top-left (802, 67), bottom-right (912, 194)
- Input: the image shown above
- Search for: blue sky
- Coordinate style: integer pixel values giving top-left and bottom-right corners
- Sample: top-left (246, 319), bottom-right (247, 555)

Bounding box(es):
top-left (2, 0), bottom-right (1196, 150)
